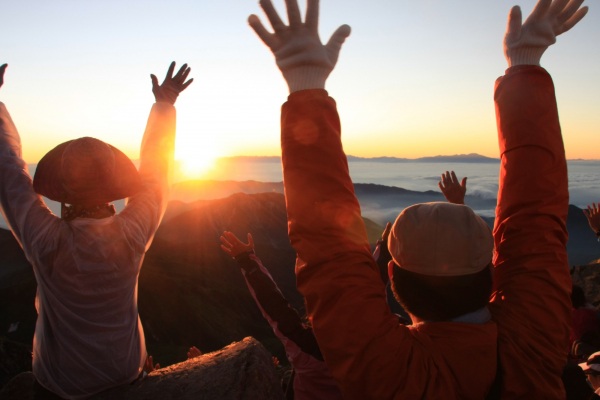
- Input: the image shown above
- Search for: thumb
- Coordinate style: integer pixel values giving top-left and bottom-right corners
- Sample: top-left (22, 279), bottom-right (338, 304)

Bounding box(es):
top-left (461, 177), bottom-right (467, 188)
top-left (150, 74), bottom-right (159, 90)
top-left (325, 24), bottom-right (351, 63)
top-left (0, 64), bottom-right (7, 87)
top-left (505, 6), bottom-right (522, 44)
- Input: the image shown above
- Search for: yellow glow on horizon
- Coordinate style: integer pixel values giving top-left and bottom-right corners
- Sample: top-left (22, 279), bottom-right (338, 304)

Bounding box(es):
top-left (176, 149), bottom-right (217, 179)
top-left (175, 143), bottom-right (221, 180)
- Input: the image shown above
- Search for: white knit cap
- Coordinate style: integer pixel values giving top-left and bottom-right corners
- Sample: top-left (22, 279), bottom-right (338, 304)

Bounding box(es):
top-left (388, 202), bottom-right (493, 276)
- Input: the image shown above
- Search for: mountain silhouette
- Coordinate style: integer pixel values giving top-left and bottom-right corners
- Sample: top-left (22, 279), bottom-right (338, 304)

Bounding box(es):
top-left (0, 190), bottom-right (384, 381)
top-left (2, 188), bottom-right (600, 388)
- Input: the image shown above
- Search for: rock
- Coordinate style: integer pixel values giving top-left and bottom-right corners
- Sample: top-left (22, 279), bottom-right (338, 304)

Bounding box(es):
top-left (0, 337), bottom-right (284, 400)
top-left (571, 263), bottom-right (600, 307)
top-left (0, 371), bottom-right (34, 400)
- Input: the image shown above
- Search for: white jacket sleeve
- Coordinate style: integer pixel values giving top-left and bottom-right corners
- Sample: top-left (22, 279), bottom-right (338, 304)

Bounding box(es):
top-left (0, 102), bottom-right (58, 255)
top-left (118, 101), bottom-right (176, 252)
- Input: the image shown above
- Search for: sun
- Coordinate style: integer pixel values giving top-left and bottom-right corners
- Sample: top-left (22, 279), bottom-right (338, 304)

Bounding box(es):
top-left (175, 142), bottom-right (221, 180)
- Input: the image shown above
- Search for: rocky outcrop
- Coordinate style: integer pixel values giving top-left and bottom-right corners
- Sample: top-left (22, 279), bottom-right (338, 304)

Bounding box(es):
top-left (571, 263), bottom-right (600, 307)
top-left (0, 337), bottom-right (284, 400)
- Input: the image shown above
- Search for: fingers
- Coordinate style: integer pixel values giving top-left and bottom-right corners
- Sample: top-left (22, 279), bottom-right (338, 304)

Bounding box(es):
top-left (450, 171), bottom-right (459, 185)
top-left (505, 5), bottom-right (523, 43)
top-left (461, 177), bottom-right (468, 189)
top-left (248, 14), bottom-right (275, 48)
top-left (165, 61), bottom-right (176, 80)
top-left (0, 64), bottom-right (7, 88)
top-left (439, 171), bottom-right (449, 189)
top-left (305, 0), bottom-right (319, 30)
top-left (558, 5), bottom-right (588, 34)
top-left (173, 63), bottom-right (189, 81)
top-left (220, 233), bottom-right (233, 255)
top-left (150, 74), bottom-right (159, 89)
top-left (529, 0), bottom-right (552, 22)
top-left (285, 0), bottom-right (302, 28)
top-left (548, 0), bottom-right (571, 17)
top-left (247, 233), bottom-right (255, 249)
top-left (181, 78), bottom-right (194, 92)
top-left (259, 0), bottom-right (286, 32)
top-left (325, 24), bottom-right (351, 59)
top-left (382, 222), bottom-right (392, 241)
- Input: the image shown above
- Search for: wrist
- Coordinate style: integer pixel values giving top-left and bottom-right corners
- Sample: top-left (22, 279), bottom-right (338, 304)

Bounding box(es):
top-left (283, 67), bottom-right (329, 93)
top-left (505, 47), bottom-right (546, 67)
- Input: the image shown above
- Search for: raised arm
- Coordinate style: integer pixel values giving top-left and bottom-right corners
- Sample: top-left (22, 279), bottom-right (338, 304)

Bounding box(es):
top-left (219, 231), bottom-right (323, 361)
top-left (249, 2), bottom-right (404, 398)
top-left (140, 62), bottom-right (192, 180)
top-left (490, 1), bottom-right (588, 398)
top-left (438, 171), bottom-right (467, 205)
top-left (0, 64), bottom-right (58, 252)
top-left (120, 62), bottom-right (192, 245)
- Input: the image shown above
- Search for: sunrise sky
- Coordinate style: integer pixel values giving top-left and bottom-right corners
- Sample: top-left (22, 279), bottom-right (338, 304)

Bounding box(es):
top-left (1, 0), bottom-right (599, 178)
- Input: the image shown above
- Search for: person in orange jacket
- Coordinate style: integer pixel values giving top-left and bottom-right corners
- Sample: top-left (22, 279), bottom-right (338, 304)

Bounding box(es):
top-left (248, 0), bottom-right (587, 398)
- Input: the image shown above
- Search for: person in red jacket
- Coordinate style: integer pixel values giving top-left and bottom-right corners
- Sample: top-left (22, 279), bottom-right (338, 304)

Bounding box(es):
top-left (248, 0), bottom-right (587, 398)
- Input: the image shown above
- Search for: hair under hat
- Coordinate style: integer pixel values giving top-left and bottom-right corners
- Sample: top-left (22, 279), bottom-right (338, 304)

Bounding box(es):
top-left (33, 137), bottom-right (141, 206)
top-left (388, 202), bottom-right (493, 277)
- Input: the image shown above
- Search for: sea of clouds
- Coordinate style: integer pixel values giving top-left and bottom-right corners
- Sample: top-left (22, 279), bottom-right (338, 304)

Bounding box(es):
top-left (1, 160), bottom-right (598, 230)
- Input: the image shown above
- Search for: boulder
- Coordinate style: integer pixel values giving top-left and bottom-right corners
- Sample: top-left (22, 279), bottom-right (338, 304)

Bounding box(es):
top-left (0, 337), bottom-right (284, 400)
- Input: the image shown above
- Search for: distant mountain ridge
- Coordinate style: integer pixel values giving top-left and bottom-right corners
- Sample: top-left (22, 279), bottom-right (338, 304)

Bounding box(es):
top-left (213, 153), bottom-right (500, 164)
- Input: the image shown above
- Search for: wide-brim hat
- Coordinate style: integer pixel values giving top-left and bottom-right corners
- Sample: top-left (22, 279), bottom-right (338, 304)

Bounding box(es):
top-left (388, 202), bottom-right (493, 277)
top-left (33, 137), bottom-right (141, 206)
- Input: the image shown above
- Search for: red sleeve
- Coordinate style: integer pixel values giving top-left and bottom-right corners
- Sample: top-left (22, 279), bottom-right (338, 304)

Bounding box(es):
top-left (490, 65), bottom-right (570, 399)
top-left (281, 90), bottom-right (421, 399)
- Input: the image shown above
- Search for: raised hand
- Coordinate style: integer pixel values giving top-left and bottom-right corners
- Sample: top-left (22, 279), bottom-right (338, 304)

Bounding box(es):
top-left (379, 222), bottom-right (392, 244)
top-left (504, 0), bottom-right (588, 66)
top-left (187, 346), bottom-right (202, 360)
top-left (583, 203), bottom-right (600, 235)
top-left (438, 171), bottom-right (467, 205)
top-left (248, 0), bottom-right (351, 92)
top-left (220, 231), bottom-right (255, 258)
top-left (0, 64), bottom-right (7, 89)
top-left (143, 355), bottom-right (160, 373)
top-left (150, 61), bottom-right (193, 105)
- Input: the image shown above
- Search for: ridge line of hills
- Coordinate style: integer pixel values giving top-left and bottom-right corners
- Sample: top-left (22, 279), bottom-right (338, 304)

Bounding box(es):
top-left (1, 183), bottom-right (600, 386)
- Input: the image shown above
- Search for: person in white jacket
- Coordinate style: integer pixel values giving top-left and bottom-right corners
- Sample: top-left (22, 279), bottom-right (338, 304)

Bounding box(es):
top-left (0, 62), bottom-right (192, 399)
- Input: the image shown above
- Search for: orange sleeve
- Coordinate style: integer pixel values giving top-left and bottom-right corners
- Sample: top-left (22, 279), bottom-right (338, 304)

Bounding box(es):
top-left (281, 89), bottom-right (410, 399)
top-left (490, 66), bottom-right (570, 399)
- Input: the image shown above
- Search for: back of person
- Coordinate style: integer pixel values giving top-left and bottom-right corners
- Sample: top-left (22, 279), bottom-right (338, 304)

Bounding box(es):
top-left (31, 218), bottom-right (146, 396)
top-left (246, 0), bottom-right (587, 398)
top-left (0, 62), bottom-right (192, 399)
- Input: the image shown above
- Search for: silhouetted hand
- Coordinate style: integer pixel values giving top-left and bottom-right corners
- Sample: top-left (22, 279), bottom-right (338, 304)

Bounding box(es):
top-left (187, 346), bottom-right (202, 359)
top-left (0, 64), bottom-right (7, 90)
top-left (438, 171), bottom-right (467, 205)
top-left (584, 203), bottom-right (600, 235)
top-left (504, 0), bottom-right (588, 66)
top-left (220, 231), bottom-right (255, 258)
top-left (379, 222), bottom-right (392, 244)
top-left (143, 355), bottom-right (160, 373)
top-left (374, 222), bottom-right (393, 285)
top-left (151, 62), bottom-right (193, 105)
top-left (248, 0), bottom-right (351, 92)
